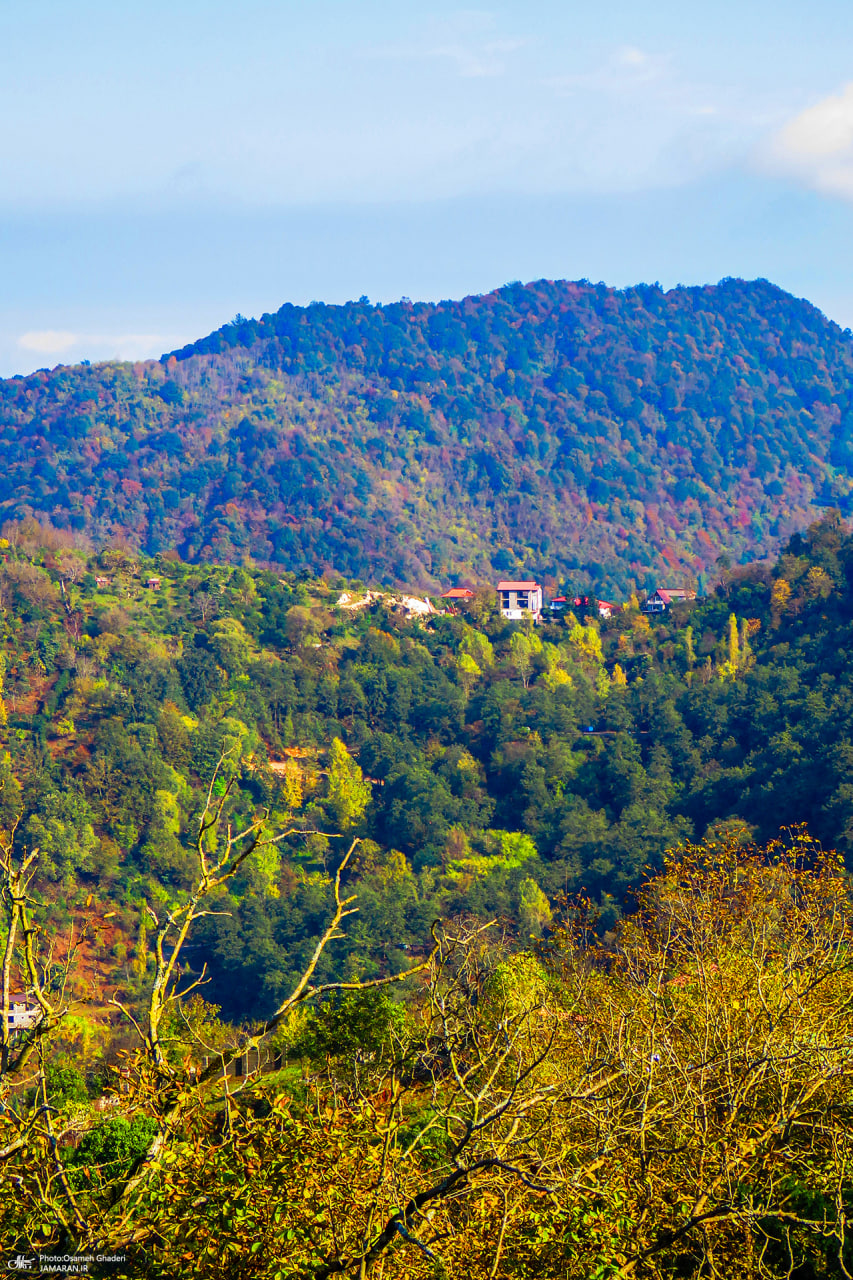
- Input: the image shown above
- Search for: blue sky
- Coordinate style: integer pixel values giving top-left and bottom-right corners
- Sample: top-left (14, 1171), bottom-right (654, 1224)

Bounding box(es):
top-left (2, 0), bottom-right (853, 375)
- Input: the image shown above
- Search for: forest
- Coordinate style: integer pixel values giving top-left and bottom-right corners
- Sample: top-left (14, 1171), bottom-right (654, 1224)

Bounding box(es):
top-left (3, 277), bottom-right (853, 592)
top-left (4, 512), bottom-right (853, 1274)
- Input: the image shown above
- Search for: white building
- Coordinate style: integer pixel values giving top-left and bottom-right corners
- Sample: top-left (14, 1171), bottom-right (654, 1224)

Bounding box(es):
top-left (6, 994), bottom-right (42, 1033)
top-left (497, 580), bottom-right (543, 621)
top-left (642, 588), bottom-right (697, 615)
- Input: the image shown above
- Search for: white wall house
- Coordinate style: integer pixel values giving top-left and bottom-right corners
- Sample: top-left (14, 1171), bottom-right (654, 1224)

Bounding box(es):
top-left (497, 580), bottom-right (543, 621)
top-left (642, 588), bottom-right (697, 615)
top-left (6, 994), bottom-right (42, 1033)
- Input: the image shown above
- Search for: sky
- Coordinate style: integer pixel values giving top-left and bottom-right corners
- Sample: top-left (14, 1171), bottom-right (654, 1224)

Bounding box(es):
top-left (2, 0), bottom-right (853, 375)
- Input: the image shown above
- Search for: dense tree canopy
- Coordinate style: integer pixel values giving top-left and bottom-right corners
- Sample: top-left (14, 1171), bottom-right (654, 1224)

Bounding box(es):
top-left (2, 278), bottom-right (853, 591)
top-left (4, 513), bottom-right (853, 1274)
top-left (0, 512), bottom-right (850, 1018)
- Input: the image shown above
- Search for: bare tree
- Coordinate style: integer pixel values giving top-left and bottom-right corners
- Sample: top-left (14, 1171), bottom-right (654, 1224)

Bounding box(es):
top-left (0, 748), bottom-right (438, 1257)
top-left (192, 591), bottom-right (218, 624)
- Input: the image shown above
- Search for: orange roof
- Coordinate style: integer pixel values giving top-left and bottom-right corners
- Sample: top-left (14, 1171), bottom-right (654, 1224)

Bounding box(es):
top-left (441, 587), bottom-right (475, 599)
top-left (497, 580), bottom-right (541, 590)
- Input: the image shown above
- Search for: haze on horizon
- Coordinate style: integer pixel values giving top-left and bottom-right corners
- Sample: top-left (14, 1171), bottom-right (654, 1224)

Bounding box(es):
top-left (2, 0), bottom-right (853, 376)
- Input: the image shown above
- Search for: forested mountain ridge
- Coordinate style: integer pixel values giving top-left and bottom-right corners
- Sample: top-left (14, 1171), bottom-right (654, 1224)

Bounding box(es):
top-left (3, 277), bottom-right (853, 592)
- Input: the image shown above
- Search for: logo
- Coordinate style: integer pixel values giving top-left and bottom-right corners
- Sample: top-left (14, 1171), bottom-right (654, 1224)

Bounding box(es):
top-left (6, 1260), bottom-right (34, 1273)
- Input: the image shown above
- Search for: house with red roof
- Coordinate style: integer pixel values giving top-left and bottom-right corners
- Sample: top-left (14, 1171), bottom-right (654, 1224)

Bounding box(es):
top-left (642, 587), bottom-right (696, 615)
top-left (441, 587), bottom-right (476, 601)
top-left (569, 595), bottom-right (619, 619)
top-left (497, 580), bottom-right (543, 621)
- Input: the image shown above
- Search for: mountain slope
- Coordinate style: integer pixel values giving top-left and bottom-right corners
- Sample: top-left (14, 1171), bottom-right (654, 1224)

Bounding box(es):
top-left (3, 277), bottom-right (853, 591)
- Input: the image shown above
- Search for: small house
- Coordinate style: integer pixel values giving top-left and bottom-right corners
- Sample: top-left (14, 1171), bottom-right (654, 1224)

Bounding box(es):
top-left (441, 588), bottom-right (476, 601)
top-left (642, 588), bottom-right (696, 615)
top-left (146, 576), bottom-right (162, 591)
top-left (571, 596), bottom-right (618, 619)
top-left (498, 580), bottom-right (543, 621)
top-left (549, 596), bottom-right (568, 613)
top-left (5, 993), bottom-right (42, 1033)
top-left (95, 576), bottom-right (110, 589)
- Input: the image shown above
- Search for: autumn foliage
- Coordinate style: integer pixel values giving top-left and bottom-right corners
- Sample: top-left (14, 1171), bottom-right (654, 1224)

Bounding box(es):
top-left (5, 831), bottom-right (853, 1278)
top-left (2, 278), bottom-right (853, 591)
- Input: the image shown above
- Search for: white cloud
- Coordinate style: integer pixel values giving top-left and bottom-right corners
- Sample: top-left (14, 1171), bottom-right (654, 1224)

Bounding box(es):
top-left (547, 44), bottom-right (668, 98)
top-left (769, 83), bottom-right (853, 199)
top-left (18, 330), bottom-right (78, 354)
top-left (426, 37), bottom-right (528, 79)
top-left (16, 331), bottom-right (186, 364)
top-left (370, 12), bottom-right (528, 81)
top-left (615, 46), bottom-right (649, 69)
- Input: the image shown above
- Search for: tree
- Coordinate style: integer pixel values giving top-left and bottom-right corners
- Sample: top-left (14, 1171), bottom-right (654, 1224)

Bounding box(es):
top-left (509, 631), bottom-right (535, 688)
top-left (683, 624), bottom-right (695, 667)
top-left (177, 644), bottom-right (223, 710)
top-left (7, 828), bottom-right (853, 1278)
top-left (0, 748), bottom-right (437, 1265)
top-left (209, 616), bottom-right (253, 675)
top-left (326, 738), bottom-right (371, 830)
top-left (518, 876), bottom-right (552, 936)
top-left (536, 832), bottom-right (853, 1277)
top-left (459, 627), bottom-right (494, 670)
top-left (770, 577), bottom-right (791, 624)
top-left (806, 564), bottom-right (833, 599)
top-left (192, 591), bottom-right (218, 624)
top-left (728, 611), bottom-right (739, 670)
top-left (456, 651), bottom-right (481, 697)
top-left (284, 604), bottom-right (319, 649)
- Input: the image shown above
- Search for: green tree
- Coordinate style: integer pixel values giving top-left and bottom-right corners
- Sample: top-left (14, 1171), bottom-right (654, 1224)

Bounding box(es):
top-left (326, 738), bottom-right (371, 829)
top-left (460, 627), bottom-right (494, 669)
top-left (518, 877), bottom-right (552, 937)
top-left (209, 616), bottom-right (254, 674)
top-left (509, 632), bottom-right (535, 688)
top-left (727, 611), bottom-right (739, 669)
top-left (456, 651), bottom-right (481, 697)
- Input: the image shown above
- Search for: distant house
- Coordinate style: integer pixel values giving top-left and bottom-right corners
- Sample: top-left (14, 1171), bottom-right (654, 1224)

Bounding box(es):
top-left (498, 580), bottom-right (543, 621)
top-left (549, 596), bottom-right (568, 613)
top-left (95, 576), bottom-right (110, 589)
top-left (570, 595), bottom-right (618, 619)
top-left (441, 588), bottom-right (476, 601)
top-left (5, 993), bottom-right (42, 1033)
top-left (642, 587), bottom-right (696, 615)
top-left (146, 576), bottom-right (162, 591)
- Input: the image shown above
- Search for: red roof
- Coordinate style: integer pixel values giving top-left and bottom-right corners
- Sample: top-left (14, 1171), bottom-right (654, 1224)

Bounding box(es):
top-left (497, 580), bottom-right (541, 591)
top-left (441, 588), bottom-right (475, 599)
top-left (655, 588), bottom-right (694, 604)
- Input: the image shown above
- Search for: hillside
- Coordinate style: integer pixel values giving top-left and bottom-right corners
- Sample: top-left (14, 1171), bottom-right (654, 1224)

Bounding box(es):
top-left (7, 515), bottom-right (853, 1274)
top-left (3, 277), bottom-right (853, 591)
top-left (0, 511), bottom-right (852, 1020)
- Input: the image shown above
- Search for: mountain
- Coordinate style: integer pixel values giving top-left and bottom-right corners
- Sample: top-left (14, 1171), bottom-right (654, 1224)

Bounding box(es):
top-left (3, 277), bottom-right (853, 592)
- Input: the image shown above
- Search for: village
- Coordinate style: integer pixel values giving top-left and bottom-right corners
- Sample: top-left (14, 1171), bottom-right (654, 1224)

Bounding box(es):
top-left (441, 580), bottom-right (696, 621)
top-left (338, 579), bottom-right (698, 622)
